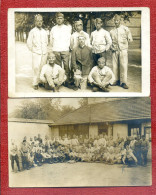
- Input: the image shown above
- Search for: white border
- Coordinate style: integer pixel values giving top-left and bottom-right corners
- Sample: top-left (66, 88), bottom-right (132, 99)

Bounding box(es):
top-left (8, 7), bottom-right (150, 97)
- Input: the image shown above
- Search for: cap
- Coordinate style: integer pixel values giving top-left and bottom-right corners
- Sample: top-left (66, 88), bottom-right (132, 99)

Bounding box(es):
top-left (56, 12), bottom-right (64, 18)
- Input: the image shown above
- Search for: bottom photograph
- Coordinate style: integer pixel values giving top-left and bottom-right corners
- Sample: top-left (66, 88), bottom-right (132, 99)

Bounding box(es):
top-left (8, 97), bottom-right (151, 187)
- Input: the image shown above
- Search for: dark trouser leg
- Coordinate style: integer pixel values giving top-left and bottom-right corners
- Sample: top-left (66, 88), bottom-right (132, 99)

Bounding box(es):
top-left (142, 150), bottom-right (148, 165)
top-left (15, 154), bottom-right (20, 171)
top-left (60, 51), bottom-right (70, 82)
top-left (93, 53), bottom-right (100, 66)
top-left (10, 155), bottom-right (15, 171)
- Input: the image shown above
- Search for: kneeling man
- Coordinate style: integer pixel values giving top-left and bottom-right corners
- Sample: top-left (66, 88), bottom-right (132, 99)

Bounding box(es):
top-left (88, 57), bottom-right (115, 92)
top-left (40, 52), bottom-right (66, 92)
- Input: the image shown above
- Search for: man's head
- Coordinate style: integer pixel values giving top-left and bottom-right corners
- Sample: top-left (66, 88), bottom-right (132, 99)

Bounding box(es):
top-left (95, 18), bottom-right (103, 30)
top-left (47, 52), bottom-right (56, 65)
top-left (56, 12), bottom-right (64, 25)
top-left (97, 57), bottom-right (106, 69)
top-left (35, 14), bottom-right (43, 29)
top-left (75, 20), bottom-right (83, 32)
top-left (78, 35), bottom-right (86, 47)
top-left (114, 14), bottom-right (121, 28)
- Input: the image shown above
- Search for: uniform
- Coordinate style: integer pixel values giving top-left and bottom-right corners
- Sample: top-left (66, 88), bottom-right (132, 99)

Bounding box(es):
top-left (110, 24), bottom-right (133, 85)
top-left (10, 143), bottom-right (20, 171)
top-left (27, 27), bottom-right (48, 87)
top-left (141, 139), bottom-right (149, 166)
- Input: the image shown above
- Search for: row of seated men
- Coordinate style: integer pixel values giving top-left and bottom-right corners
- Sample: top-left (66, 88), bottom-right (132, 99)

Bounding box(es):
top-left (10, 134), bottom-right (149, 172)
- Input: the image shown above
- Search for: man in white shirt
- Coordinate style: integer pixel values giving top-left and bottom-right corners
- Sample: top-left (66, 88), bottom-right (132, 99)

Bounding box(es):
top-left (70, 20), bottom-right (91, 50)
top-left (40, 52), bottom-right (66, 92)
top-left (50, 13), bottom-right (71, 86)
top-left (27, 14), bottom-right (48, 90)
top-left (88, 57), bottom-right (115, 92)
top-left (91, 18), bottom-right (112, 65)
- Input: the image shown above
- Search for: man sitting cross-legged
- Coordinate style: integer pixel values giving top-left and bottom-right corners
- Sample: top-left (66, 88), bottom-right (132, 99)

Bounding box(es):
top-left (40, 52), bottom-right (67, 92)
top-left (88, 57), bottom-right (115, 92)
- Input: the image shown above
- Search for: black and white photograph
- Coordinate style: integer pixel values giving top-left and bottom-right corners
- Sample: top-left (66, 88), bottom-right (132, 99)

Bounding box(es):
top-left (8, 7), bottom-right (150, 97)
top-left (8, 97), bottom-right (151, 187)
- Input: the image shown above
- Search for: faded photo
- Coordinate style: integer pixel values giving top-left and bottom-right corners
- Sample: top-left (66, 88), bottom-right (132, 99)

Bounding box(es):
top-left (8, 97), bottom-right (151, 187)
top-left (8, 8), bottom-right (150, 97)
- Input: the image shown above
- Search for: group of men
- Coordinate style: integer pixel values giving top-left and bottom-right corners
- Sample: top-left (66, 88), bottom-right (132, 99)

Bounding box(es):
top-left (27, 12), bottom-right (133, 92)
top-left (10, 133), bottom-right (149, 172)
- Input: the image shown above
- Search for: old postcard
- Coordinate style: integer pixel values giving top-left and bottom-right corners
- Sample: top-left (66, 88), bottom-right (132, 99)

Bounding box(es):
top-left (8, 97), bottom-right (151, 187)
top-left (8, 7), bottom-right (150, 97)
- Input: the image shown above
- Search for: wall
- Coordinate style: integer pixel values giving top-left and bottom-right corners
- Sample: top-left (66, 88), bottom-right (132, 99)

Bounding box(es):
top-left (113, 123), bottom-right (128, 140)
top-left (89, 124), bottom-right (98, 138)
top-left (8, 122), bottom-right (51, 147)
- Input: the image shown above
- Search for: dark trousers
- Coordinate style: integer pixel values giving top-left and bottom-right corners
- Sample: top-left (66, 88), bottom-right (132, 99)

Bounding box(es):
top-left (134, 149), bottom-right (142, 165)
top-left (93, 51), bottom-right (107, 66)
top-left (10, 154), bottom-right (20, 171)
top-left (22, 154), bottom-right (29, 169)
top-left (142, 149), bottom-right (148, 165)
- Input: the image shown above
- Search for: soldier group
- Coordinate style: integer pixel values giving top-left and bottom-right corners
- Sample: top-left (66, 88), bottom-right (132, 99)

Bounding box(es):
top-left (10, 133), bottom-right (149, 172)
top-left (27, 12), bottom-right (133, 92)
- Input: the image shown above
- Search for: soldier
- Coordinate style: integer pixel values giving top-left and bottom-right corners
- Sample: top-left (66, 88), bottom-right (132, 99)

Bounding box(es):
top-left (27, 14), bottom-right (48, 90)
top-left (91, 18), bottom-right (112, 65)
top-left (134, 136), bottom-right (142, 165)
top-left (71, 35), bottom-right (93, 90)
top-left (110, 14), bottom-right (133, 89)
top-left (50, 13), bottom-right (71, 86)
top-left (20, 139), bottom-right (30, 170)
top-left (40, 52), bottom-right (66, 92)
top-left (10, 139), bottom-right (20, 172)
top-left (141, 135), bottom-right (149, 166)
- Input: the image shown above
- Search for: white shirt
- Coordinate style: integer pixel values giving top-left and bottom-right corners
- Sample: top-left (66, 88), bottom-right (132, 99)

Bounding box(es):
top-left (50, 24), bottom-right (71, 52)
top-left (91, 28), bottom-right (112, 54)
top-left (40, 64), bottom-right (66, 83)
top-left (70, 30), bottom-right (91, 50)
top-left (88, 66), bottom-right (115, 84)
top-left (27, 27), bottom-right (48, 55)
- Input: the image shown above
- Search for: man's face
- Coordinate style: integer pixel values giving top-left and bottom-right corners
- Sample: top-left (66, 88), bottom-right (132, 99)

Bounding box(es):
top-left (56, 17), bottom-right (64, 25)
top-left (95, 22), bottom-right (102, 30)
top-left (114, 18), bottom-right (121, 28)
top-left (98, 59), bottom-right (105, 69)
top-left (76, 24), bottom-right (83, 32)
top-left (48, 54), bottom-right (56, 65)
top-left (78, 37), bottom-right (85, 47)
top-left (35, 17), bottom-right (43, 29)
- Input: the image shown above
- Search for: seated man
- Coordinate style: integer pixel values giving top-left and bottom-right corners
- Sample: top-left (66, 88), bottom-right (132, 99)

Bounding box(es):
top-left (40, 52), bottom-right (67, 92)
top-left (88, 57), bottom-right (115, 92)
top-left (71, 35), bottom-right (93, 90)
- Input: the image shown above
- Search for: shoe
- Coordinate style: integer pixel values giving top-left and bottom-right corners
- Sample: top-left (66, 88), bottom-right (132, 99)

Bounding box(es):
top-left (92, 87), bottom-right (99, 92)
top-left (101, 87), bottom-right (109, 92)
top-left (38, 83), bottom-right (44, 88)
top-left (33, 85), bottom-right (38, 90)
top-left (111, 80), bottom-right (120, 86)
top-left (121, 83), bottom-right (129, 89)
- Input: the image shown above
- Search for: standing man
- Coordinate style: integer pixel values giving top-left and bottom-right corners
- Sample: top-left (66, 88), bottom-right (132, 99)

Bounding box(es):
top-left (91, 18), bottom-right (112, 65)
top-left (50, 13), bottom-right (71, 86)
top-left (71, 35), bottom-right (93, 90)
top-left (141, 136), bottom-right (149, 166)
top-left (27, 14), bottom-right (48, 90)
top-left (70, 20), bottom-right (91, 50)
top-left (10, 139), bottom-right (20, 172)
top-left (110, 14), bottom-right (133, 89)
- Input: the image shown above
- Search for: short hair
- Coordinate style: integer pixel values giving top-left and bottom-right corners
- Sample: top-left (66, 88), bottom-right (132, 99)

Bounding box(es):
top-left (47, 52), bottom-right (56, 58)
top-left (56, 12), bottom-right (64, 18)
top-left (95, 18), bottom-right (103, 23)
top-left (75, 20), bottom-right (83, 26)
top-left (34, 14), bottom-right (43, 21)
top-left (114, 14), bottom-right (121, 20)
top-left (98, 57), bottom-right (106, 63)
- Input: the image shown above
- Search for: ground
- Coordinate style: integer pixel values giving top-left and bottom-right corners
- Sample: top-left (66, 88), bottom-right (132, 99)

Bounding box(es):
top-left (9, 162), bottom-right (151, 187)
top-left (15, 42), bottom-right (142, 93)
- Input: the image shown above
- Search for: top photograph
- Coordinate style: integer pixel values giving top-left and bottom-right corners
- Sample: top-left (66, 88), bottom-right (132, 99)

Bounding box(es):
top-left (8, 7), bottom-right (150, 97)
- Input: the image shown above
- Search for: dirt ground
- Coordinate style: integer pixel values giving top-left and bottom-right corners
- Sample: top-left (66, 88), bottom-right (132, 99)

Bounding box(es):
top-left (15, 42), bottom-right (142, 93)
top-left (9, 161), bottom-right (151, 187)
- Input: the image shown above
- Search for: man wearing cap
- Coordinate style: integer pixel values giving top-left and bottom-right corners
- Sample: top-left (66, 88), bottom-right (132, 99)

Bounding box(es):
top-left (110, 14), bottom-right (133, 89)
top-left (141, 136), bottom-right (149, 166)
top-left (27, 14), bottom-right (48, 90)
top-left (50, 13), bottom-right (71, 86)
top-left (40, 52), bottom-right (66, 92)
top-left (71, 35), bottom-right (93, 90)
top-left (91, 18), bottom-right (112, 65)
top-left (70, 20), bottom-right (91, 50)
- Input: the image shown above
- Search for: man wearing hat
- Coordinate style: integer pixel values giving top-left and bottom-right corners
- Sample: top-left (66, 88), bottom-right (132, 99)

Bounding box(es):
top-left (110, 14), bottom-right (133, 89)
top-left (70, 20), bottom-right (91, 50)
top-left (91, 18), bottom-right (112, 65)
top-left (27, 14), bottom-right (48, 90)
top-left (50, 13), bottom-right (71, 86)
top-left (71, 35), bottom-right (93, 90)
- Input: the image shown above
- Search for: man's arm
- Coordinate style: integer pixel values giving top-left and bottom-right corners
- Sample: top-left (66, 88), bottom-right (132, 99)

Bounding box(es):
top-left (71, 49), bottom-right (78, 71)
top-left (50, 28), bottom-right (54, 48)
top-left (125, 27), bottom-right (133, 42)
top-left (27, 30), bottom-right (33, 52)
top-left (105, 31), bottom-right (112, 51)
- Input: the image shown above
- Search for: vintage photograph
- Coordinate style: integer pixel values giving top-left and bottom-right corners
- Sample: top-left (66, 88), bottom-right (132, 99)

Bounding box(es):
top-left (8, 97), bottom-right (151, 187)
top-left (8, 7), bottom-right (150, 97)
